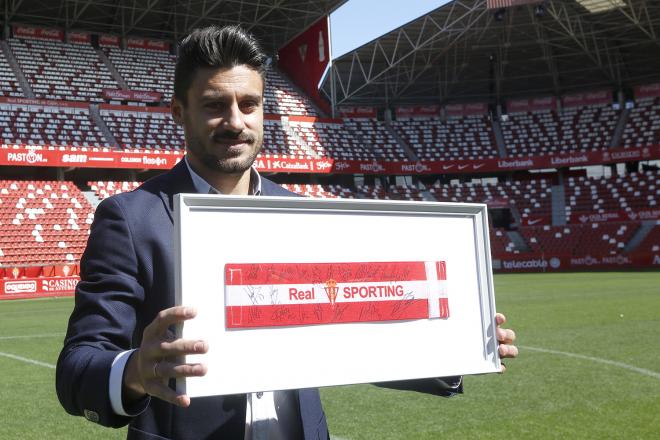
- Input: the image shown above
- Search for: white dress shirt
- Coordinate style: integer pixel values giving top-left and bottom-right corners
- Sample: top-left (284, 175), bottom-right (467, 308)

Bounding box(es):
top-left (108, 157), bottom-right (302, 440)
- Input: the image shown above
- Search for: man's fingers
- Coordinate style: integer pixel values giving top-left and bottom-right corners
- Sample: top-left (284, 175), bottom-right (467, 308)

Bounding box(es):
top-left (144, 306), bottom-right (197, 338)
top-left (495, 313), bottom-right (506, 326)
top-left (498, 344), bottom-right (519, 358)
top-left (155, 360), bottom-right (208, 379)
top-left (496, 327), bottom-right (516, 344)
top-left (159, 339), bottom-right (208, 357)
top-left (143, 381), bottom-right (192, 407)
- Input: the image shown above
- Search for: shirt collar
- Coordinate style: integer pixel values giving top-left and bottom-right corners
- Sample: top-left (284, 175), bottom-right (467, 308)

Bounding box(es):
top-left (184, 156), bottom-right (262, 195)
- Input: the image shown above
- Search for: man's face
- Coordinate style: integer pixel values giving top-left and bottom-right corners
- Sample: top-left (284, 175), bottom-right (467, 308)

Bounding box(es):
top-left (172, 65), bottom-right (264, 175)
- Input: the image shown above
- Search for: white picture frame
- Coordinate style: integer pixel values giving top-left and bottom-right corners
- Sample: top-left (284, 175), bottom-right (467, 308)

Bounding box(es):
top-left (174, 195), bottom-right (500, 397)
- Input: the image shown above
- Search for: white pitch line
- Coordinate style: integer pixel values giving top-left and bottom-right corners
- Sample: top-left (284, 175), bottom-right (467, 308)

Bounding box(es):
top-left (0, 332), bottom-right (64, 340)
top-left (0, 351), bottom-right (55, 369)
top-left (522, 345), bottom-right (660, 380)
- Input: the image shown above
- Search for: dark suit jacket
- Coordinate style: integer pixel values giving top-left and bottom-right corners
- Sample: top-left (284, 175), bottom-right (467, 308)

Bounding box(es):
top-left (56, 161), bottom-right (327, 439)
top-left (56, 160), bottom-right (461, 440)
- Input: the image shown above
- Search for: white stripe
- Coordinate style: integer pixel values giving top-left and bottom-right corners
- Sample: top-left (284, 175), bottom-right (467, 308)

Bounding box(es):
top-left (0, 351), bottom-right (56, 369)
top-left (226, 280), bottom-right (436, 306)
top-left (425, 261), bottom-right (440, 319)
top-left (331, 436), bottom-right (351, 440)
top-left (0, 332), bottom-right (63, 340)
top-left (522, 345), bottom-right (660, 379)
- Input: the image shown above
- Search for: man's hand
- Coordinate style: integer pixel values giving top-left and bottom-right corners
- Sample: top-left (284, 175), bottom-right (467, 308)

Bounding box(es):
top-left (495, 312), bottom-right (518, 373)
top-left (123, 306), bottom-right (208, 407)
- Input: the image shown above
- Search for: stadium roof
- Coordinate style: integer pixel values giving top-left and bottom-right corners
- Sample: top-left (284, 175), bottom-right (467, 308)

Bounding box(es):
top-left (320, 0), bottom-right (660, 108)
top-left (1, 0), bottom-right (346, 53)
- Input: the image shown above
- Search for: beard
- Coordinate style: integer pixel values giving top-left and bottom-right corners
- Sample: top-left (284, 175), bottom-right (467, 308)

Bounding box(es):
top-left (186, 128), bottom-right (263, 174)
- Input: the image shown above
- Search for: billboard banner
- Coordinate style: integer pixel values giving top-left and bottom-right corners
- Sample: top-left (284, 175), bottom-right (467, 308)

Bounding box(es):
top-left (68, 31), bottom-right (91, 44)
top-left (13, 25), bottom-right (64, 41)
top-left (126, 37), bottom-right (170, 51)
top-left (253, 156), bottom-right (334, 173)
top-left (0, 144), bottom-right (657, 175)
top-left (507, 96), bottom-right (556, 113)
top-left (562, 90), bottom-right (612, 108)
top-left (0, 276), bottom-right (79, 300)
top-left (444, 102), bottom-right (487, 117)
top-left (0, 145), bottom-right (183, 169)
top-left (339, 106), bottom-right (377, 118)
top-left (569, 208), bottom-right (660, 224)
top-left (102, 89), bottom-right (163, 103)
top-left (396, 105), bottom-right (440, 119)
top-left (100, 34), bottom-right (120, 47)
top-left (634, 83), bottom-right (660, 99)
top-left (492, 253), bottom-right (659, 272)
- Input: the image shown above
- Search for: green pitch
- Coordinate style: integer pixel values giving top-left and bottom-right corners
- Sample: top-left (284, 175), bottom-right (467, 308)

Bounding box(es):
top-left (0, 272), bottom-right (658, 439)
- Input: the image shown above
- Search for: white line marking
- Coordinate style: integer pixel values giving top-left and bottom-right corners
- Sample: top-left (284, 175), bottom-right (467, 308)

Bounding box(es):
top-left (522, 345), bottom-right (660, 379)
top-left (0, 333), bottom-right (64, 340)
top-left (0, 351), bottom-right (55, 369)
top-left (331, 436), bottom-right (350, 440)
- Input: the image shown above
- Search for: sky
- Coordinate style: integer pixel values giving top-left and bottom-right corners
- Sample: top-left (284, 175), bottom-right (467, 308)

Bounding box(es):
top-left (330, 0), bottom-right (452, 59)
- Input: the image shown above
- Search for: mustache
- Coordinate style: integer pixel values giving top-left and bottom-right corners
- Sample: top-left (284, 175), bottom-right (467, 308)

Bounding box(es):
top-left (212, 131), bottom-right (256, 144)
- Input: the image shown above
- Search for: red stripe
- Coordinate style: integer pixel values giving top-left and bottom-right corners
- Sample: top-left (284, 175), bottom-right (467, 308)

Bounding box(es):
top-left (225, 262), bottom-right (430, 286)
top-left (226, 299), bottom-right (429, 329)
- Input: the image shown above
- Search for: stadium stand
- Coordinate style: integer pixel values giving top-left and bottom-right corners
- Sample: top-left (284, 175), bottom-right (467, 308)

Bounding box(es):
top-left (9, 38), bottom-right (118, 102)
top-left (0, 102), bottom-right (106, 147)
top-left (564, 170), bottom-right (659, 219)
top-left (392, 115), bottom-right (497, 160)
top-left (263, 119), bottom-right (381, 160)
top-left (490, 228), bottom-right (520, 257)
top-left (0, 180), bottom-right (93, 265)
top-left (280, 183), bottom-right (354, 198)
top-left (0, 25), bottom-right (657, 279)
top-left (88, 181), bottom-right (141, 200)
top-left (631, 222), bottom-right (660, 255)
top-left (265, 70), bottom-right (319, 116)
top-left (519, 223), bottom-right (638, 257)
top-left (622, 97), bottom-right (660, 148)
top-left (0, 50), bottom-right (22, 97)
top-left (344, 118), bottom-right (408, 160)
top-left (386, 184), bottom-right (425, 201)
top-left (501, 104), bottom-right (618, 156)
top-left (99, 107), bottom-right (184, 150)
top-left (104, 47), bottom-right (176, 103)
top-left (429, 179), bottom-right (552, 222)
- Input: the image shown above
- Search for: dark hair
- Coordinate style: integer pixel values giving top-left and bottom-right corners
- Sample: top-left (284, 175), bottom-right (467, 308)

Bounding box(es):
top-left (174, 25), bottom-right (268, 104)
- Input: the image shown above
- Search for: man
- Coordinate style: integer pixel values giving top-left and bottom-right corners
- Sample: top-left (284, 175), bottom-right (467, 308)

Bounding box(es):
top-left (56, 25), bottom-right (517, 440)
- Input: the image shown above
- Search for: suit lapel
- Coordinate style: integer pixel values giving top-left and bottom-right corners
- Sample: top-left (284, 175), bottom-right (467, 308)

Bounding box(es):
top-left (157, 159), bottom-right (197, 224)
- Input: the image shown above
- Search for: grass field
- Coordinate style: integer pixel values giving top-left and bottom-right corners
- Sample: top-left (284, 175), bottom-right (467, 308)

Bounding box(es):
top-left (1, 272), bottom-right (658, 439)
